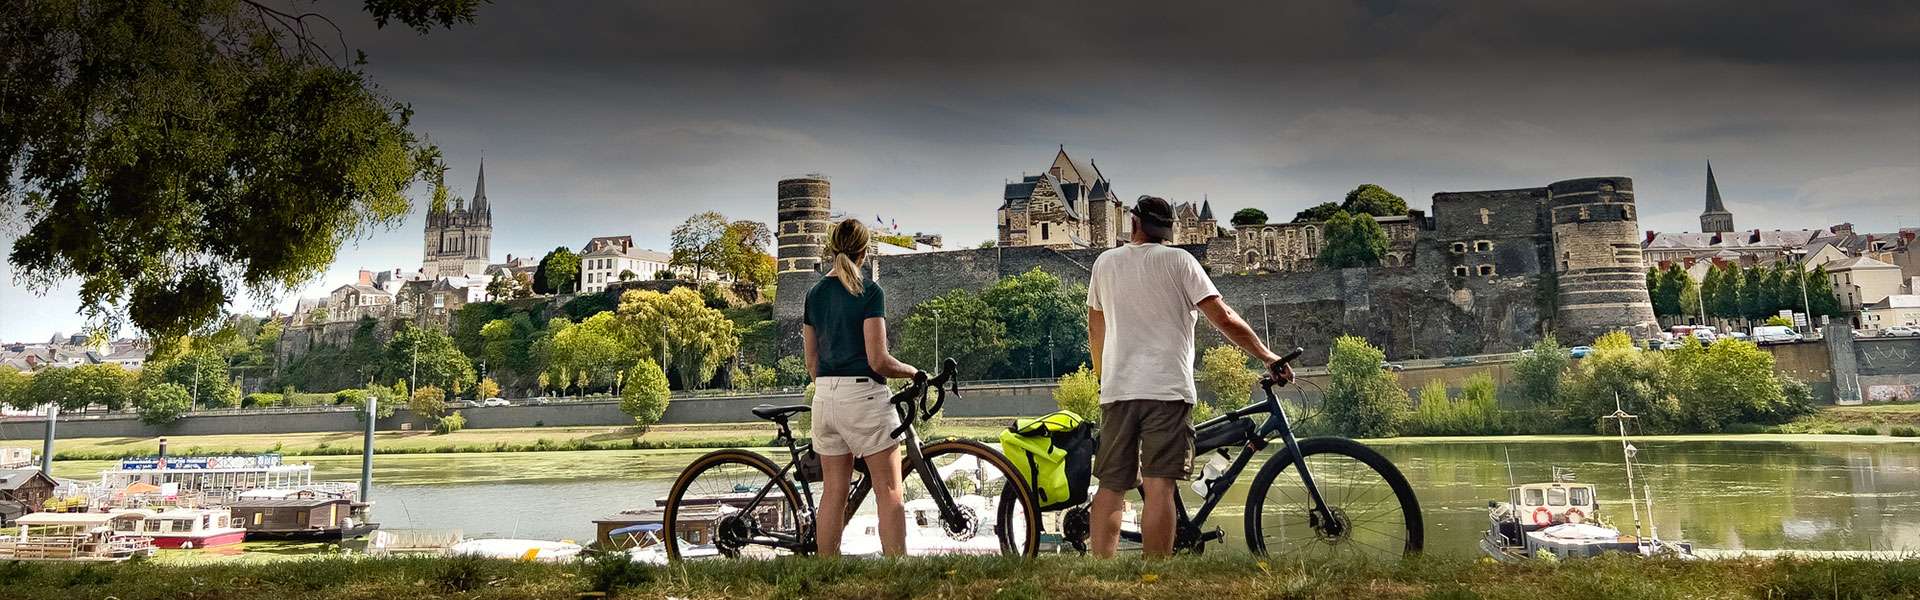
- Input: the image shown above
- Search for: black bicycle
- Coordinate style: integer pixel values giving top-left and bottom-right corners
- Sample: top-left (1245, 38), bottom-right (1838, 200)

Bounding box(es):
top-left (661, 359), bottom-right (1041, 559)
top-left (1057, 348), bottom-right (1424, 560)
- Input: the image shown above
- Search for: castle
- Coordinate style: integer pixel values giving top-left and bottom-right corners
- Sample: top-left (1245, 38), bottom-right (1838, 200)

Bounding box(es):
top-left (423, 161), bottom-right (494, 277)
top-left (996, 147), bottom-right (1223, 248)
top-left (777, 167), bottom-right (1660, 362)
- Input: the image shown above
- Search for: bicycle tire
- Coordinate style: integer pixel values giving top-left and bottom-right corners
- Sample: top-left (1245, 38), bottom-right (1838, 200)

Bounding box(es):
top-left (915, 438), bottom-right (1042, 557)
top-left (1243, 437), bottom-right (1424, 560)
top-left (662, 448), bottom-right (804, 561)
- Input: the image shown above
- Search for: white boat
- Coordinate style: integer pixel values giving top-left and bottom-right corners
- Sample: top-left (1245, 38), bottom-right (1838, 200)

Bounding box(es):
top-left (1, 512), bottom-right (156, 561)
top-left (448, 538), bottom-right (583, 562)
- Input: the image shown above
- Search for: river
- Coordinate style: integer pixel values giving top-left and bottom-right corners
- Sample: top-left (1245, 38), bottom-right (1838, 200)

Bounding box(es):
top-left (55, 436), bottom-right (1920, 557)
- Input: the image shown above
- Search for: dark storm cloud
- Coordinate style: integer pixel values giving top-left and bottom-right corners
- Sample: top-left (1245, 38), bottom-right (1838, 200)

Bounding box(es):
top-left (348, 0), bottom-right (1920, 68)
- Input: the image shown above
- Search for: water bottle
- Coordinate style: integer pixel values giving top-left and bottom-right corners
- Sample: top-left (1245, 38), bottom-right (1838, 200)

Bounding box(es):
top-left (1191, 452), bottom-right (1230, 496)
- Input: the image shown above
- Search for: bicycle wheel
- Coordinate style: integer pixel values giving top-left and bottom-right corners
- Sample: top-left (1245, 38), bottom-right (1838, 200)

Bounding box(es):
top-left (897, 439), bottom-right (1041, 557)
top-left (1243, 437), bottom-right (1423, 561)
top-left (662, 449), bottom-right (805, 561)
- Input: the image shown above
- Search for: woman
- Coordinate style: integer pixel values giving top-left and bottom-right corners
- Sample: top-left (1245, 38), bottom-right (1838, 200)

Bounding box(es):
top-left (801, 218), bottom-right (923, 557)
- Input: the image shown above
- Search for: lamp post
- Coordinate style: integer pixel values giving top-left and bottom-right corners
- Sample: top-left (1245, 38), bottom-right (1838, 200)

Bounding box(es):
top-left (1260, 293), bottom-right (1271, 347)
top-left (410, 335), bottom-right (420, 392)
top-left (933, 309), bottom-right (942, 363)
top-left (1799, 268), bottom-right (1814, 334)
top-left (359, 395), bottom-right (376, 502)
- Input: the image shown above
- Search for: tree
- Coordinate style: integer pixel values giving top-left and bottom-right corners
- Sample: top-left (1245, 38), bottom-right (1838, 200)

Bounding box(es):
top-left (1196, 346), bottom-right (1259, 407)
top-left (385, 325), bottom-right (476, 392)
top-left (1322, 335), bottom-right (1409, 437)
top-left (136, 383), bottom-right (195, 425)
top-left (1805, 266), bottom-right (1844, 320)
top-left (534, 247), bottom-right (581, 294)
top-left (977, 240), bottom-right (997, 249)
top-left (1741, 266), bottom-right (1774, 321)
top-left (720, 220), bottom-right (776, 285)
top-left (0, 0), bottom-right (478, 344)
top-left (1340, 184), bottom-right (1409, 217)
top-left (1664, 338), bottom-right (1808, 431)
top-left (547, 312), bottom-right (638, 395)
top-left (0, 367), bottom-right (28, 410)
top-left (1510, 336), bottom-right (1570, 407)
top-left (1765, 315), bottom-right (1795, 327)
top-left (1292, 202), bottom-right (1342, 223)
top-left (1772, 262), bottom-right (1806, 318)
top-left (1318, 210), bottom-right (1389, 269)
top-left (409, 385), bottom-right (448, 419)
top-left (897, 290), bottom-right (1009, 380)
top-left (486, 274), bottom-right (523, 300)
top-left (616, 288), bottom-right (739, 389)
top-left (619, 269), bottom-right (638, 282)
top-left (67, 364), bottom-right (136, 411)
top-left (620, 359), bottom-right (672, 432)
top-left (1230, 208), bottom-right (1269, 226)
top-left (1054, 365), bottom-right (1101, 422)
top-left (1562, 331), bottom-right (1677, 433)
top-left (1648, 265), bottom-right (1693, 317)
top-left (981, 268), bottom-right (1089, 378)
top-left (476, 377), bottom-right (501, 400)
top-left (150, 349), bottom-right (239, 409)
top-left (669, 212), bottom-right (730, 281)
top-left (1705, 264), bottom-right (1743, 320)
top-left (774, 356), bottom-right (809, 387)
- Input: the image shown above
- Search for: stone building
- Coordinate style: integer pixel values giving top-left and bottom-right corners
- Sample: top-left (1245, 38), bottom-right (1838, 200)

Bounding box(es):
top-left (1544, 177), bottom-right (1661, 341)
top-left (996, 146), bottom-right (1124, 249)
top-left (1228, 213), bottom-right (1418, 273)
top-left (1827, 256), bottom-right (1906, 311)
top-left (1699, 161), bottom-right (1735, 234)
top-left (423, 162), bottom-right (493, 277)
top-left (1170, 199), bottom-right (1226, 245)
top-left (579, 236), bottom-right (674, 293)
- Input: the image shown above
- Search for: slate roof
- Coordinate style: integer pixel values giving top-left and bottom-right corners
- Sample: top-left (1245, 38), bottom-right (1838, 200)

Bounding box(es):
top-left (1825, 256), bottom-right (1899, 271)
top-left (1704, 161), bottom-right (1729, 214)
top-left (1868, 294), bottom-right (1920, 309)
top-left (0, 469), bottom-right (53, 491)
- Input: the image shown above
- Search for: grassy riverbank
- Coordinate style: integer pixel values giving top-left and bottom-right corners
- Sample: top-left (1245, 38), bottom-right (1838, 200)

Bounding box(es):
top-left (0, 553), bottom-right (1914, 600)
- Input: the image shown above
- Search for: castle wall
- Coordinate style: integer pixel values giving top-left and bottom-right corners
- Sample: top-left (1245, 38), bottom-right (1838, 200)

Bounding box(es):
top-left (1547, 177), bottom-right (1660, 341)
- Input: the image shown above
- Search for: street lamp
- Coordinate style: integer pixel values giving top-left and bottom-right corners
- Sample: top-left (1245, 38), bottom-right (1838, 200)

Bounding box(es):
top-left (1260, 293), bottom-right (1271, 348)
top-left (933, 309), bottom-right (942, 363)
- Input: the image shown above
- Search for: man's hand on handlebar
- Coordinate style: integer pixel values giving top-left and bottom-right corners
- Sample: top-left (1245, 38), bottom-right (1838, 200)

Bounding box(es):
top-left (1261, 347), bottom-right (1305, 389)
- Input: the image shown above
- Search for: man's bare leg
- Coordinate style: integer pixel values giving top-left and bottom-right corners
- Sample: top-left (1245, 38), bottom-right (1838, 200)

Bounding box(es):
top-left (1139, 477), bottom-right (1177, 558)
top-left (1089, 486), bottom-right (1128, 558)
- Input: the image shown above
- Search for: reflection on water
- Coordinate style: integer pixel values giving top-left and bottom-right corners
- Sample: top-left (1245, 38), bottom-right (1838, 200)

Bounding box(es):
top-left (361, 439), bottom-right (1920, 556)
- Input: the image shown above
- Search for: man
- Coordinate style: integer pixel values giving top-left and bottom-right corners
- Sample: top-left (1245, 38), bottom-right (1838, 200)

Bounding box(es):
top-left (1085, 195), bottom-right (1291, 558)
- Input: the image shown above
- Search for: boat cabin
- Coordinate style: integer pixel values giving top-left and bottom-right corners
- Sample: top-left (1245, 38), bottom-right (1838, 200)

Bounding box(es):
top-left (1506, 482), bottom-right (1598, 527)
top-left (2, 512), bottom-right (155, 561)
top-left (229, 497), bottom-right (374, 540)
top-left (110, 508), bottom-right (248, 549)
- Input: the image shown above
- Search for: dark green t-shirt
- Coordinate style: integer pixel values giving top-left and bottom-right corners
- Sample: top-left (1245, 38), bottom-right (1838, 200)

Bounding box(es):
top-left (803, 277), bottom-right (886, 379)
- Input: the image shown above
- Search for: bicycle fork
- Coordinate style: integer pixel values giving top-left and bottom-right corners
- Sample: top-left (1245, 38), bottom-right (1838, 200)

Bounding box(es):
top-left (902, 432), bottom-right (973, 536)
top-left (1270, 402), bottom-right (1342, 538)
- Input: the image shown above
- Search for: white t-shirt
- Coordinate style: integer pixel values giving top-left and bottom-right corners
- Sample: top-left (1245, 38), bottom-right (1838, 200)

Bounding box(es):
top-left (1086, 243), bottom-right (1220, 404)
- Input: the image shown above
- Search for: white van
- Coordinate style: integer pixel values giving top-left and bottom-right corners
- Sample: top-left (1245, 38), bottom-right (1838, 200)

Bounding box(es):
top-left (1752, 325), bottom-right (1802, 345)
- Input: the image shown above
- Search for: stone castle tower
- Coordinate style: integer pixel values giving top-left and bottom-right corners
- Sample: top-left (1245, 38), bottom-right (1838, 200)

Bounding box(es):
top-left (423, 161), bottom-right (493, 277)
top-left (1547, 176), bottom-right (1660, 340)
top-left (776, 176), bottom-right (832, 275)
top-left (1699, 161), bottom-right (1734, 234)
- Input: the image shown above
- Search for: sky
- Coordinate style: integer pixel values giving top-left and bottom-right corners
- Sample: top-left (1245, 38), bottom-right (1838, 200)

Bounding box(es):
top-left (4, 0), bottom-right (1918, 342)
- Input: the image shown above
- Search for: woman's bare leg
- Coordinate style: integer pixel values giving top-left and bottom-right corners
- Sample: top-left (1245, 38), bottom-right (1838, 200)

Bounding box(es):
top-left (813, 452), bottom-right (855, 557)
top-left (860, 444), bottom-right (907, 557)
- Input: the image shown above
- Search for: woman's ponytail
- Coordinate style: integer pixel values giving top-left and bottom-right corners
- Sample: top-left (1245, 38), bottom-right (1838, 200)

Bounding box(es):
top-left (827, 219), bottom-right (870, 295)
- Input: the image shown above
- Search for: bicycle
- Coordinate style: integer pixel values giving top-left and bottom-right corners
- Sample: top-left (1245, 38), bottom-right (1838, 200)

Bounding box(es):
top-left (1055, 348), bottom-right (1424, 560)
top-left (661, 358), bottom-right (1042, 560)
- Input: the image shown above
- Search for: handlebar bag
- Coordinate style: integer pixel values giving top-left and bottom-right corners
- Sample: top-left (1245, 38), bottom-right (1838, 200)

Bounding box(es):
top-left (999, 410), bottom-right (1095, 512)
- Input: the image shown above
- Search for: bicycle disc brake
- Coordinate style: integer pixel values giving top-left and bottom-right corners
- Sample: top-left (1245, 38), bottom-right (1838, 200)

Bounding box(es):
top-left (943, 505), bottom-right (980, 541)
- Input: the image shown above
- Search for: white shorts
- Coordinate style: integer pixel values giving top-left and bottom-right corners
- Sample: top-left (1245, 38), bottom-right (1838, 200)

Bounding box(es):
top-left (810, 376), bottom-right (902, 458)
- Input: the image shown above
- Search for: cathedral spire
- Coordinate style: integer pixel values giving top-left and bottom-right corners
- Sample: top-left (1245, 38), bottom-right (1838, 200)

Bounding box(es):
top-left (1699, 160), bottom-right (1734, 233)
top-left (1704, 161), bottom-right (1726, 213)
top-left (471, 159), bottom-right (490, 218)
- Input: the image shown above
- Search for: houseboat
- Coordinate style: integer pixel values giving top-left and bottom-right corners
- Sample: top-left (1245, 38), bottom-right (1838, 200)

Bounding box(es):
top-left (98, 454), bottom-right (319, 506)
top-left (113, 507), bottom-right (249, 549)
top-left (0, 512), bottom-right (155, 561)
top-left (229, 497), bottom-right (377, 541)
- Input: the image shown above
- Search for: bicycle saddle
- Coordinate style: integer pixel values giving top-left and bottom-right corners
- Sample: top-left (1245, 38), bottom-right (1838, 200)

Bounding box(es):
top-left (751, 404), bottom-right (811, 421)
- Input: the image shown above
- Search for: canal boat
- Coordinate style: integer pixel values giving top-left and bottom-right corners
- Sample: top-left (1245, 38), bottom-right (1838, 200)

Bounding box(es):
top-left (1480, 400), bottom-right (1695, 561)
top-left (111, 507), bottom-right (249, 549)
top-left (229, 497), bottom-right (378, 541)
top-left (0, 512), bottom-right (156, 561)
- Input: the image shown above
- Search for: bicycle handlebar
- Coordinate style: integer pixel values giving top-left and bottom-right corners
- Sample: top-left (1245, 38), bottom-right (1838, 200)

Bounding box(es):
top-left (1258, 347), bottom-right (1305, 392)
top-left (888, 358), bottom-right (961, 438)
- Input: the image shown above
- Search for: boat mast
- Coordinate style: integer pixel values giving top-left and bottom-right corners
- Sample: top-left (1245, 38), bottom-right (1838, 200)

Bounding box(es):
top-left (1603, 392), bottom-right (1644, 541)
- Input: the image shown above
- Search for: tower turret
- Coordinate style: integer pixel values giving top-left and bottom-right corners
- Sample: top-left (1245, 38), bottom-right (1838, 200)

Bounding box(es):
top-left (776, 176), bottom-right (832, 275)
top-left (1547, 177), bottom-right (1659, 341)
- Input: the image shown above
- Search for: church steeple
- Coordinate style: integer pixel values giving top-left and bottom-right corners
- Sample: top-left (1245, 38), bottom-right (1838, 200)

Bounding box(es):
top-left (1700, 160), bottom-right (1734, 233)
top-left (471, 159), bottom-right (490, 221)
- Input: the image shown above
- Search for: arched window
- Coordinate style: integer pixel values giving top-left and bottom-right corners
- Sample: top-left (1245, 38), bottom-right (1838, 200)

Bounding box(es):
top-left (1304, 226), bottom-right (1319, 250)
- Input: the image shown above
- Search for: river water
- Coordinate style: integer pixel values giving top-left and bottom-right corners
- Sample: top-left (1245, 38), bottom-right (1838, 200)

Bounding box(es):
top-left (319, 437), bottom-right (1918, 557)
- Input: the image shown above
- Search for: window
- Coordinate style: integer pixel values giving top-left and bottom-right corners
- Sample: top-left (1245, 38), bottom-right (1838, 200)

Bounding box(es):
top-left (1479, 208), bottom-right (1491, 224)
top-left (1524, 488), bottom-right (1544, 506)
top-left (1570, 487), bottom-right (1592, 506)
top-left (1475, 240), bottom-right (1492, 252)
top-left (1453, 266), bottom-right (1469, 277)
top-left (1478, 265), bottom-right (1496, 276)
top-left (1041, 222), bottom-right (1050, 239)
top-left (1546, 488), bottom-right (1568, 506)
top-left (1450, 242), bottom-right (1467, 254)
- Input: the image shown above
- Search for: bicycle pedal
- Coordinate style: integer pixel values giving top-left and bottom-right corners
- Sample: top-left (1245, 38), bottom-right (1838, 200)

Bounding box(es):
top-left (1199, 528), bottom-right (1225, 543)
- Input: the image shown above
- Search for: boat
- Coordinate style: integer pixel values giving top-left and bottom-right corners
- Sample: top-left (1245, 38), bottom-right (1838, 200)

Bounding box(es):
top-left (229, 497), bottom-right (378, 541)
top-left (449, 538), bottom-right (583, 562)
top-left (111, 507), bottom-right (249, 549)
top-left (0, 512), bottom-right (156, 561)
top-left (612, 524), bottom-right (719, 565)
top-left (1480, 399), bottom-right (1695, 561)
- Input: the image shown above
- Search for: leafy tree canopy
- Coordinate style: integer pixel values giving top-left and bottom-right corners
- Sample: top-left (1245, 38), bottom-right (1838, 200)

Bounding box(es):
top-left (981, 268), bottom-right (1089, 378)
top-left (617, 287), bottom-right (739, 389)
top-left (1230, 208), bottom-right (1269, 226)
top-left (385, 324), bottom-right (476, 393)
top-left (1340, 184), bottom-right (1409, 217)
top-left (897, 289), bottom-right (1009, 380)
top-left (1318, 210), bottom-right (1390, 269)
top-left (1292, 202), bottom-right (1343, 223)
top-left (1, 0), bottom-right (481, 344)
top-left (534, 247), bottom-right (581, 294)
top-left (1323, 335), bottom-right (1409, 437)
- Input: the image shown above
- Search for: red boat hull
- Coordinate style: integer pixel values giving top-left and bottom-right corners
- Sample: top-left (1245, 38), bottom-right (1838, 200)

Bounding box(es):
top-left (148, 530), bottom-right (247, 549)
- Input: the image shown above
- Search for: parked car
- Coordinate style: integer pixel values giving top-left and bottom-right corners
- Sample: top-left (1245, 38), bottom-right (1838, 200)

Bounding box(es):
top-left (1657, 339), bottom-right (1683, 351)
top-left (1886, 325), bottom-right (1920, 337)
top-left (1441, 356), bottom-right (1479, 366)
top-left (529, 398), bottom-right (553, 406)
top-left (1726, 331), bottom-right (1750, 341)
top-left (1380, 361), bottom-right (1406, 372)
top-left (482, 397), bottom-right (511, 407)
top-left (1751, 325), bottom-right (1803, 345)
top-left (448, 399), bottom-right (480, 409)
top-left (1568, 345), bottom-right (1594, 358)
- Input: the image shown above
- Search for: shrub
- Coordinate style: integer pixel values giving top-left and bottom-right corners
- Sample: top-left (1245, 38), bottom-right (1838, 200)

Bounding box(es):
top-left (1053, 365), bottom-right (1101, 422)
top-left (242, 392), bottom-right (283, 408)
top-left (476, 377), bottom-right (501, 401)
top-left (1196, 346), bottom-right (1259, 408)
top-left (1405, 374), bottom-right (1500, 436)
top-left (1562, 331), bottom-right (1677, 433)
top-left (1189, 400), bottom-right (1216, 425)
top-left (135, 383), bottom-right (194, 425)
top-left (284, 393), bottom-right (334, 406)
top-left (1509, 336), bottom-right (1568, 406)
top-left (433, 412), bottom-right (467, 435)
top-left (1890, 426), bottom-right (1917, 438)
top-left (1851, 426), bottom-right (1880, 436)
top-left (1323, 335), bottom-right (1408, 438)
top-left (774, 356), bottom-right (808, 387)
top-left (620, 359), bottom-right (672, 432)
top-left (1665, 337), bottom-right (1794, 431)
top-left (410, 385), bottom-right (449, 419)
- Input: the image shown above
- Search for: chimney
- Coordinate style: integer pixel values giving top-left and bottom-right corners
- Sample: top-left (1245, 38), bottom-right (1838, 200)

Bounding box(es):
top-left (1645, 230), bottom-right (1656, 243)
top-left (1049, 165), bottom-right (1062, 177)
top-left (357, 269), bottom-right (373, 285)
top-left (157, 437), bottom-right (168, 469)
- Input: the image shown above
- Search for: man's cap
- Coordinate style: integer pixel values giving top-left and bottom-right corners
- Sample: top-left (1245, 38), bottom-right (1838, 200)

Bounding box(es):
top-left (1130, 195), bottom-right (1175, 239)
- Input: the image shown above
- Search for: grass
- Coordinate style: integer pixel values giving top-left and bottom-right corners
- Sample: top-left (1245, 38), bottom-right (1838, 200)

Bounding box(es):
top-left (0, 419), bottom-right (1014, 461)
top-left (0, 553), bottom-right (1914, 600)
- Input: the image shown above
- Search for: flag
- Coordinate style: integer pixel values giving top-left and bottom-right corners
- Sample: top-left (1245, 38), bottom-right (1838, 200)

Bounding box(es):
top-left (891, 219), bottom-right (897, 230)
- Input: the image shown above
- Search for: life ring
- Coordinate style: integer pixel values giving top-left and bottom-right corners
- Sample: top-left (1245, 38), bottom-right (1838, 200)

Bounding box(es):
top-left (1530, 507), bottom-right (1553, 527)
top-left (1564, 508), bottom-right (1586, 524)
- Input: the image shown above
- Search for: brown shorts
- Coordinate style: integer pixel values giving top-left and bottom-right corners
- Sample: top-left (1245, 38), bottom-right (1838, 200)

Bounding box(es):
top-left (1094, 400), bottom-right (1194, 492)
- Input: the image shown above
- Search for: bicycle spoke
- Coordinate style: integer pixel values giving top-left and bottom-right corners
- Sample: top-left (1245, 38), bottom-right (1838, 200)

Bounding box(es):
top-left (1249, 440), bottom-right (1419, 562)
